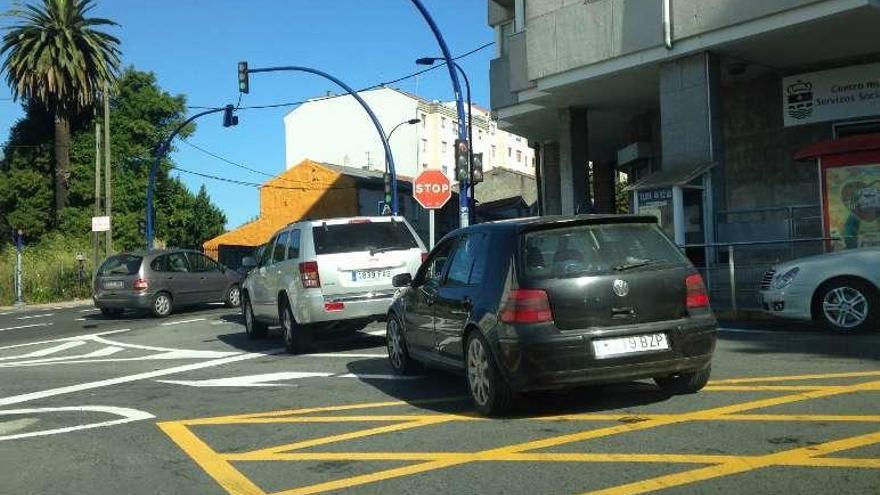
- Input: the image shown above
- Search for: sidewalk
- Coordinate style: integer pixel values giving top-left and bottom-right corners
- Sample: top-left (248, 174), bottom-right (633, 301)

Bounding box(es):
top-left (0, 298), bottom-right (93, 313)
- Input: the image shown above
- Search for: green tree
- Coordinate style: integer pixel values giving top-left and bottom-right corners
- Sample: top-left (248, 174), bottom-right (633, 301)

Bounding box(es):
top-left (1, 0), bottom-right (121, 223)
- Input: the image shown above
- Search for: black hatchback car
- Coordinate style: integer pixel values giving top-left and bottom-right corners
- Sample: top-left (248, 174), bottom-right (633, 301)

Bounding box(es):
top-left (387, 215), bottom-right (717, 415)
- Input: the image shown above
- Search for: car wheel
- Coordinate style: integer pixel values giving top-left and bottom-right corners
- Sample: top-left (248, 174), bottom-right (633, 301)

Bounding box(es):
top-left (654, 366), bottom-right (711, 395)
top-left (817, 279), bottom-right (878, 333)
top-left (281, 302), bottom-right (311, 354)
top-left (242, 295), bottom-right (267, 339)
top-left (100, 307), bottom-right (122, 318)
top-left (151, 292), bottom-right (173, 318)
top-left (387, 314), bottom-right (420, 375)
top-left (225, 285), bottom-right (241, 308)
top-left (465, 332), bottom-right (513, 416)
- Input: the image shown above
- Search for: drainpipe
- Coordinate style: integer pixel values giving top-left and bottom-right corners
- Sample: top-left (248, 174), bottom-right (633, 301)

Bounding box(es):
top-left (663, 0), bottom-right (673, 50)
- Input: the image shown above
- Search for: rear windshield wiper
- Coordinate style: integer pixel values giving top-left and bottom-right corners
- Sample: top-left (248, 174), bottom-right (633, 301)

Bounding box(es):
top-left (370, 246), bottom-right (408, 256)
top-left (614, 259), bottom-right (659, 272)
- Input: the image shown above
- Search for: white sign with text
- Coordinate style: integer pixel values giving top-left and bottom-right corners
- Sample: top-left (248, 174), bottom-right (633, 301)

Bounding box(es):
top-left (91, 216), bottom-right (110, 232)
top-left (783, 63), bottom-right (880, 127)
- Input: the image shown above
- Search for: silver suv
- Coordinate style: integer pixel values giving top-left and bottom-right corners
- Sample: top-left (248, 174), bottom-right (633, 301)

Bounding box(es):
top-left (240, 216), bottom-right (426, 353)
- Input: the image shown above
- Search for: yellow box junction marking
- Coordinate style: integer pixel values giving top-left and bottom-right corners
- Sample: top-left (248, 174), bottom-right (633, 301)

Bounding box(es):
top-left (158, 370), bottom-right (880, 495)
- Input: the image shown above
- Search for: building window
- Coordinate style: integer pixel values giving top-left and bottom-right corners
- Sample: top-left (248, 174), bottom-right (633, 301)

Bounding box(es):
top-left (515, 136), bottom-right (521, 142)
top-left (478, 129), bottom-right (483, 141)
top-left (508, 147), bottom-right (512, 158)
top-left (516, 150), bottom-right (522, 162)
top-left (441, 117), bottom-right (446, 129)
top-left (420, 113), bottom-right (426, 128)
top-left (442, 141), bottom-right (448, 153)
top-left (532, 156), bottom-right (536, 167)
top-left (421, 139), bottom-right (427, 152)
top-left (491, 145), bottom-right (496, 158)
top-left (422, 163), bottom-right (428, 170)
top-left (442, 165), bottom-right (449, 175)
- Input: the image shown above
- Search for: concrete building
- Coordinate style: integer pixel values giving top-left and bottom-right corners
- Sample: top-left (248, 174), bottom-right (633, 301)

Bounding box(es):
top-left (488, 0), bottom-right (880, 255)
top-left (283, 87), bottom-right (535, 180)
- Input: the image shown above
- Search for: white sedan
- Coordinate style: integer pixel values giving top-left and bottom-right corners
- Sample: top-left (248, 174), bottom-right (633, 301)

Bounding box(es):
top-left (759, 247), bottom-right (879, 333)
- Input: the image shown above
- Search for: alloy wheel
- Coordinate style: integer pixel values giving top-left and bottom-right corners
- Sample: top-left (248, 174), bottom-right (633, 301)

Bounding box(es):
top-left (823, 286), bottom-right (869, 329)
top-left (467, 337), bottom-right (490, 406)
top-left (387, 318), bottom-right (404, 370)
top-left (154, 294), bottom-right (170, 316)
top-left (228, 286), bottom-right (241, 307)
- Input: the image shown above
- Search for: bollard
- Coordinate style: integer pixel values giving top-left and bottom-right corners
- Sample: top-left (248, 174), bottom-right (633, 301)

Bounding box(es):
top-left (13, 229), bottom-right (25, 306)
top-left (728, 245), bottom-right (737, 314)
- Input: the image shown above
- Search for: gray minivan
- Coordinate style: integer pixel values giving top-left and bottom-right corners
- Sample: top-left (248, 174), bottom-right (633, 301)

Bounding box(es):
top-left (93, 249), bottom-right (242, 318)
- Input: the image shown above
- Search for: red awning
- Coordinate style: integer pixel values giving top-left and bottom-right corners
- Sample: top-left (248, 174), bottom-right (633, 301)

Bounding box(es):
top-left (794, 133), bottom-right (880, 161)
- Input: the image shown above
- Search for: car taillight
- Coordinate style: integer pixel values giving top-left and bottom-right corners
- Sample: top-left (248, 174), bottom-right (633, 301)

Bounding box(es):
top-left (686, 273), bottom-right (709, 309)
top-left (499, 289), bottom-right (554, 324)
top-left (133, 278), bottom-right (148, 291)
top-left (299, 261), bottom-right (321, 289)
top-left (324, 302), bottom-right (344, 312)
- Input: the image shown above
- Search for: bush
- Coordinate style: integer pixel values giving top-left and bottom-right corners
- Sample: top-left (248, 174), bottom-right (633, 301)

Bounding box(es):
top-left (0, 233), bottom-right (95, 306)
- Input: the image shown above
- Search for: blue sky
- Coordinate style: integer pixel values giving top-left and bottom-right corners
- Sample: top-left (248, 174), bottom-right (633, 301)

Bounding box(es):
top-left (0, 0), bottom-right (495, 228)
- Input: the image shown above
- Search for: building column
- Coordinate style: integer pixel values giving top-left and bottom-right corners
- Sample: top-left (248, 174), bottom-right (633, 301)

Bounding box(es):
top-left (540, 141), bottom-right (562, 215)
top-left (593, 161), bottom-right (616, 213)
top-left (558, 107), bottom-right (591, 214)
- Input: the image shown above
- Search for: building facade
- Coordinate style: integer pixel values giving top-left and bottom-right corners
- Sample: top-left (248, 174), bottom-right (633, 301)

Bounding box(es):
top-left (489, 0), bottom-right (880, 253)
top-left (283, 87), bottom-right (535, 180)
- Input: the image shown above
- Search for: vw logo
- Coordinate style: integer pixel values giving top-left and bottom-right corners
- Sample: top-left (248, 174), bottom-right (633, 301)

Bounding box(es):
top-left (612, 279), bottom-right (629, 297)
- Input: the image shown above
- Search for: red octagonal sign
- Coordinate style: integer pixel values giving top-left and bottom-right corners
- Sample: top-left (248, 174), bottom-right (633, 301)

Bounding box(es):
top-left (413, 170), bottom-right (452, 210)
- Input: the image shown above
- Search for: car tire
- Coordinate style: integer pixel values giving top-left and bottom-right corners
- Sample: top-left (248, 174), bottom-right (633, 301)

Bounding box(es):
top-left (654, 366), bottom-right (711, 395)
top-left (150, 292), bottom-right (173, 318)
top-left (225, 285), bottom-right (241, 308)
top-left (281, 301), bottom-right (311, 354)
top-left (815, 278), bottom-right (878, 334)
top-left (386, 314), bottom-right (421, 375)
top-left (242, 295), bottom-right (267, 339)
top-left (100, 307), bottom-right (122, 318)
top-left (465, 331), bottom-right (513, 416)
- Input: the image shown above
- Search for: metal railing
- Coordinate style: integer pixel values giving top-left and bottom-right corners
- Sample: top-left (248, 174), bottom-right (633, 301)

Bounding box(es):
top-left (681, 238), bottom-right (838, 314)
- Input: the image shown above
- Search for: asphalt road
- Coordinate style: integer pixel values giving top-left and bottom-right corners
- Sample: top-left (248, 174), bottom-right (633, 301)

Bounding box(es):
top-left (0, 303), bottom-right (877, 495)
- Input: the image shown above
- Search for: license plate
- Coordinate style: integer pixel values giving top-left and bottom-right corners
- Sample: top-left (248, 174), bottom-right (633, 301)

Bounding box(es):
top-left (352, 269), bottom-right (392, 282)
top-left (104, 281), bottom-right (123, 289)
top-left (592, 333), bottom-right (669, 359)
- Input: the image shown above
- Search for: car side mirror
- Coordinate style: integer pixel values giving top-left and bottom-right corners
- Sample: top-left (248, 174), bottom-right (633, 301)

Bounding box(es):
top-left (241, 257), bottom-right (256, 269)
top-left (392, 273), bottom-right (413, 288)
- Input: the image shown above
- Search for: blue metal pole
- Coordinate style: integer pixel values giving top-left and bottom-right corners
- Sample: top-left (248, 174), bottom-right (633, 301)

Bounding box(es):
top-left (248, 66), bottom-right (399, 216)
top-left (409, 0), bottom-right (470, 228)
top-left (146, 108), bottom-right (223, 249)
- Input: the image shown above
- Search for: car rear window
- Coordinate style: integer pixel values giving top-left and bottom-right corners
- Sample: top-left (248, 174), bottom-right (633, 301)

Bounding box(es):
top-left (312, 221), bottom-right (418, 255)
top-left (520, 223), bottom-right (687, 280)
top-left (98, 254), bottom-right (143, 276)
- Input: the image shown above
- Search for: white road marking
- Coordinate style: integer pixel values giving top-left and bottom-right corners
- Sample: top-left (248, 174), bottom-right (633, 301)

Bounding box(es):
top-left (210, 320), bottom-right (235, 326)
top-left (79, 309), bottom-right (99, 313)
top-left (308, 353), bottom-right (386, 358)
top-left (363, 329), bottom-right (386, 337)
top-left (75, 318), bottom-right (87, 321)
top-left (0, 341), bottom-right (86, 362)
top-left (337, 373), bottom-right (423, 380)
top-left (0, 406), bottom-right (154, 442)
top-left (0, 349), bottom-right (283, 407)
top-left (15, 313), bottom-right (54, 320)
top-left (0, 418), bottom-right (39, 435)
top-left (0, 347), bottom-right (124, 367)
top-left (157, 371), bottom-right (334, 387)
top-left (0, 312), bottom-right (10, 316)
top-left (0, 323), bottom-right (52, 333)
top-left (160, 318), bottom-right (206, 326)
top-left (0, 328), bottom-right (132, 351)
top-left (718, 327), bottom-right (817, 335)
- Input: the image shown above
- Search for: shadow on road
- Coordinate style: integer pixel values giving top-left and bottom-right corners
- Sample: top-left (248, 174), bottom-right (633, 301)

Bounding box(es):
top-left (718, 322), bottom-right (880, 362)
top-left (214, 318), bottom-right (387, 354)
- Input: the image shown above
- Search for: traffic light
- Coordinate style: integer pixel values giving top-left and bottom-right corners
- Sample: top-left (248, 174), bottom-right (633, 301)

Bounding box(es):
top-left (383, 172), bottom-right (392, 212)
top-left (454, 139), bottom-right (470, 182)
top-left (237, 61), bottom-right (249, 94)
top-left (472, 152), bottom-right (484, 184)
top-left (222, 104), bottom-right (238, 127)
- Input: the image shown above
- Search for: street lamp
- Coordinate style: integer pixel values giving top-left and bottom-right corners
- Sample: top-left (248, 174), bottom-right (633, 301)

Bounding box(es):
top-left (387, 118), bottom-right (421, 141)
top-left (416, 57), bottom-right (474, 221)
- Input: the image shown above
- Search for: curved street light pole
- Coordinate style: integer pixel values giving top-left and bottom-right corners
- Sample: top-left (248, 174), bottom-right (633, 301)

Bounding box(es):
top-left (245, 65), bottom-right (399, 216)
top-left (387, 118), bottom-right (421, 141)
top-left (409, 0), bottom-right (470, 228)
top-left (146, 107), bottom-right (226, 249)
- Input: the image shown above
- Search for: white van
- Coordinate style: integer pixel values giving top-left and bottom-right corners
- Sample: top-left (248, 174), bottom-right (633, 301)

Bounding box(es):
top-left (240, 216), bottom-right (427, 353)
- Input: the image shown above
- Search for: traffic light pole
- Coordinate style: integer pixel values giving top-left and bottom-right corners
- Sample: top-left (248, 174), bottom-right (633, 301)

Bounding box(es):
top-left (409, 0), bottom-right (470, 228)
top-left (146, 107), bottom-right (226, 249)
top-left (245, 66), bottom-right (399, 216)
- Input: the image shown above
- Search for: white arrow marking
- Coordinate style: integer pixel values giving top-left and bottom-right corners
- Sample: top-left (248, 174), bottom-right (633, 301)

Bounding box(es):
top-left (337, 373), bottom-right (423, 380)
top-left (0, 323), bottom-right (52, 333)
top-left (0, 406), bottom-right (154, 441)
top-left (0, 328), bottom-right (131, 351)
top-left (160, 318), bottom-right (206, 326)
top-left (0, 346), bottom-right (124, 367)
top-left (15, 313), bottom-right (54, 320)
top-left (0, 341), bottom-right (86, 362)
top-left (157, 372), bottom-right (334, 387)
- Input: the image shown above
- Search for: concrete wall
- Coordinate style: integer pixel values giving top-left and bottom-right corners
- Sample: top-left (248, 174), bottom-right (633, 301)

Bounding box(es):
top-left (474, 168), bottom-right (538, 205)
top-left (721, 74), bottom-right (827, 212)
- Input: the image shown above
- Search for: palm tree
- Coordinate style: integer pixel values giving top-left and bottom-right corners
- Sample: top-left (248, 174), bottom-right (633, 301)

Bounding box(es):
top-left (1, 0), bottom-right (120, 221)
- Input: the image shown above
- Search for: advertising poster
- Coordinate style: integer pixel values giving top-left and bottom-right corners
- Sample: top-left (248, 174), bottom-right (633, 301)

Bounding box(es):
top-left (637, 188), bottom-right (674, 240)
top-left (823, 163), bottom-right (880, 249)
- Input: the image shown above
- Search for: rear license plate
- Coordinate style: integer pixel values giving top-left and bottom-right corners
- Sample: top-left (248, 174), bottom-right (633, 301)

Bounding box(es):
top-left (352, 269), bottom-right (392, 282)
top-left (104, 281), bottom-right (123, 289)
top-left (592, 333), bottom-right (669, 359)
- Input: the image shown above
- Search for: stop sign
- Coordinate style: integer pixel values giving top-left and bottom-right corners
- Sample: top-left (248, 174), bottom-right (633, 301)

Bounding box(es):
top-left (413, 170), bottom-right (452, 210)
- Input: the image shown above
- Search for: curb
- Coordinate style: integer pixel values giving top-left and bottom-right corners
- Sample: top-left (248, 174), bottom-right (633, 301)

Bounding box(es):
top-left (0, 299), bottom-right (93, 312)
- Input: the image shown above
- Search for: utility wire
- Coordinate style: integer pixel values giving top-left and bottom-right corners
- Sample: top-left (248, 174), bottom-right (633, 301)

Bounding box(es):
top-left (172, 165), bottom-right (362, 191)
